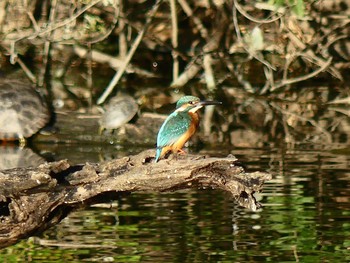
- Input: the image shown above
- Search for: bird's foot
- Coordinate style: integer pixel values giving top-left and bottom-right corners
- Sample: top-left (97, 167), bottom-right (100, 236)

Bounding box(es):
top-left (177, 149), bottom-right (187, 155)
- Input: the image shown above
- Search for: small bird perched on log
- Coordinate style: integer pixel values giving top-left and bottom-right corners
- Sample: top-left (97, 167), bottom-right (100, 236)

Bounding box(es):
top-left (155, 95), bottom-right (221, 162)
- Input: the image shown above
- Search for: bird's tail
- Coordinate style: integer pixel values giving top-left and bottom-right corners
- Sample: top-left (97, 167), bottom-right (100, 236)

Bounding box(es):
top-left (155, 147), bottom-right (162, 162)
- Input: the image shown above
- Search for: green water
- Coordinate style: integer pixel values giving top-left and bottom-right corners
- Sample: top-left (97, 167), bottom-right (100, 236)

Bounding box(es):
top-left (1, 143), bottom-right (349, 262)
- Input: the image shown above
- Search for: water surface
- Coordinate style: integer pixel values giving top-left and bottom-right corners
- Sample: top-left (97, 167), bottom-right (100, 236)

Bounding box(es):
top-left (1, 143), bottom-right (349, 262)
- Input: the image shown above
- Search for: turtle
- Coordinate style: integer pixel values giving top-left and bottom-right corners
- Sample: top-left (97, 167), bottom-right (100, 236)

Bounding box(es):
top-left (0, 79), bottom-right (50, 143)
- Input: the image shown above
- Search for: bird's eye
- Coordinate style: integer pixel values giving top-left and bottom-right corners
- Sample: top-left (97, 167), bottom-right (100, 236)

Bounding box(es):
top-left (188, 101), bottom-right (194, 105)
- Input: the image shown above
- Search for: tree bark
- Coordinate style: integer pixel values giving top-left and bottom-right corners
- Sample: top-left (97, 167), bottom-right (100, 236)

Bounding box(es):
top-left (0, 149), bottom-right (271, 248)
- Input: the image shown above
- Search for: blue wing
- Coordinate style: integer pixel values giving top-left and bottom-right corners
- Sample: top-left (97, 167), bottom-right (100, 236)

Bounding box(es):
top-left (157, 112), bottom-right (191, 148)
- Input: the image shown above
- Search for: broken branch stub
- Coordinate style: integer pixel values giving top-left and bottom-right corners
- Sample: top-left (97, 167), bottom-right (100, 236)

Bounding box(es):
top-left (0, 149), bottom-right (271, 248)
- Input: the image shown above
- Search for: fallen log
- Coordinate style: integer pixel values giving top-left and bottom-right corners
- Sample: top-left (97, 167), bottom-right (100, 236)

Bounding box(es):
top-left (0, 149), bottom-right (271, 248)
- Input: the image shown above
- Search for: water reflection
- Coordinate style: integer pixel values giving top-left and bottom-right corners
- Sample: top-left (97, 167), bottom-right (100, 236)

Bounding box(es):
top-left (0, 144), bottom-right (349, 262)
top-left (0, 145), bottom-right (46, 170)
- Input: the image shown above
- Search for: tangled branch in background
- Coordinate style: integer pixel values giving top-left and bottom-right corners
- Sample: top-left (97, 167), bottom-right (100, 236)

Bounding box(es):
top-left (0, 0), bottom-right (349, 144)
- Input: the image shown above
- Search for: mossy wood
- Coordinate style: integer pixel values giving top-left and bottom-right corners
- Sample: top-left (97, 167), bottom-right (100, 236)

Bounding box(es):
top-left (0, 150), bottom-right (271, 248)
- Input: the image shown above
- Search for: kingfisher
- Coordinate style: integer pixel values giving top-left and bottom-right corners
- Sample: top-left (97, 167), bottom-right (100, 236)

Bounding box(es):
top-left (155, 95), bottom-right (221, 162)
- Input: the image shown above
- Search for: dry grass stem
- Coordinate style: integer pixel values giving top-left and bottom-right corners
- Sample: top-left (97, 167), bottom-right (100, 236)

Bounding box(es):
top-left (170, 0), bottom-right (179, 81)
top-left (97, 0), bottom-right (163, 104)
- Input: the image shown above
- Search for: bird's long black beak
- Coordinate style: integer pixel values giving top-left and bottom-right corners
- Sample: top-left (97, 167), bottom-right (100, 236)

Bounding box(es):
top-left (199, 100), bottom-right (222, 106)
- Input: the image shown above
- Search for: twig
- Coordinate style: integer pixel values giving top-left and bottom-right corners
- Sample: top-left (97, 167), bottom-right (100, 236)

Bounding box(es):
top-left (315, 20), bottom-right (350, 52)
top-left (170, 0), bottom-right (179, 81)
top-left (177, 0), bottom-right (209, 40)
top-left (56, 44), bottom-right (156, 77)
top-left (38, 0), bottom-right (58, 87)
top-left (170, 57), bottom-right (202, 88)
top-left (328, 107), bottom-right (350, 117)
top-left (280, 110), bottom-right (294, 143)
top-left (13, 57), bottom-right (37, 84)
top-left (320, 35), bottom-right (348, 58)
top-left (254, 2), bottom-right (287, 14)
top-left (327, 97), bottom-right (350, 105)
top-left (27, 0), bottom-right (103, 40)
top-left (84, 1), bottom-right (119, 45)
top-left (271, 57), bottom-right (332, 92)
top-left (270, 102), bottom-right (332, 142)
top-left (25, 10), bottom-right (40, 32)
top-left (118, 0), bottom-right (127, 59)
top-left (122, 16), bottom-right (188, 62)
top-left (232, 1), bottom-right (276, 71)
top-left (235, 0), bottom-right (284, 24)
top-left (0, 1), bottom-right (6, 28)
top-left (203, 54), bottom-right (215, 92)
top-left (282, 53), bottom-right (295, 82)
top-left (287, 30), bottom-right (342, 80)
top-left (260, 66), bottom-right (274, 94)
top-left (86, 43), bottom-right (93, 107)
top-left (171, 2), bottom-right (226, 88)
top-left (2, 44), bottom-right (36, 83)
top-left (176, 0), bottom-right (216, 91)
top-left (202, 54), bottom-right (216, 137)
top-left (97, 0), bottom-right (163, 105)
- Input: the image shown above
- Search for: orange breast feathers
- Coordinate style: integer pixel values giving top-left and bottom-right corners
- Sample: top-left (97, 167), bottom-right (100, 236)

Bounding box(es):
top-left (171, 112), bottom-right (199, 153)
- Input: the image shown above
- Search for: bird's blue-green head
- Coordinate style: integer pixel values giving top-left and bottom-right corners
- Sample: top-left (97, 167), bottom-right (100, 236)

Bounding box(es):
top-left (175, 95), bottom-right (222, 113)
top-left (176, 96), bottom-right (200, 109)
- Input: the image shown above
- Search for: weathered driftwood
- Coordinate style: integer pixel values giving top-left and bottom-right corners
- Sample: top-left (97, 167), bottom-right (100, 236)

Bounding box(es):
top-left (0, 149), bottom-right (271, 248)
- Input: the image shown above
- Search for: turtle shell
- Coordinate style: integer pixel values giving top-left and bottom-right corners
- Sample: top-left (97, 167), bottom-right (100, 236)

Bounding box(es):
top-left (0, 79), bottom-right (50, 140)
